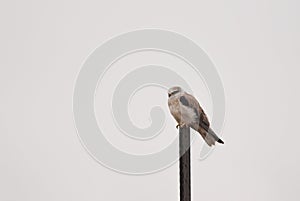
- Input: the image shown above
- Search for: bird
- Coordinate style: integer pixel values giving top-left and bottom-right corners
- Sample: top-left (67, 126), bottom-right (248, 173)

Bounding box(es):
top-left (168, 86), bottom-right (224, 146)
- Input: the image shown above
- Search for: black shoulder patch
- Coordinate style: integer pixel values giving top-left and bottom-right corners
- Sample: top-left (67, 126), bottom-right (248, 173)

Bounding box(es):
top-left (179, 96), bottom-right (189, 106)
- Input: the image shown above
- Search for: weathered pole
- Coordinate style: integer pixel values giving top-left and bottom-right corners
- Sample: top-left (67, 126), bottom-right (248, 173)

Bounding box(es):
top-left (179, 127), bottom-right (191, 201)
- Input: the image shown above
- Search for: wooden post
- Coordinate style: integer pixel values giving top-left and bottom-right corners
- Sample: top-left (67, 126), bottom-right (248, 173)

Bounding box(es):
top-left (179, 127), bottom-right (191, 201)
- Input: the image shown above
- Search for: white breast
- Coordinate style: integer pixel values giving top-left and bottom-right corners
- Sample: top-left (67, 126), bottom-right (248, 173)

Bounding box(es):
top-left (179, 104), bottom-right (198, 125)
top-left (168, 96), bottom-right (197, 125)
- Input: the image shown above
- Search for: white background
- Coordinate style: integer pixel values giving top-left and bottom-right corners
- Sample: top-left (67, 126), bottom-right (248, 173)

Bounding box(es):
top-left (1, 0), bottom-right (300, 200)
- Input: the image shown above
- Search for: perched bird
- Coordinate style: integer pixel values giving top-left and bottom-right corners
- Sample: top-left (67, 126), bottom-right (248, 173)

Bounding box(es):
top-left (168, 86), bottom-right (224, 146)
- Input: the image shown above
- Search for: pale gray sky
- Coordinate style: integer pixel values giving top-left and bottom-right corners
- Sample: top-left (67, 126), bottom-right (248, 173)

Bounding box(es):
top-left (1, 0), bottom-right (300, 200)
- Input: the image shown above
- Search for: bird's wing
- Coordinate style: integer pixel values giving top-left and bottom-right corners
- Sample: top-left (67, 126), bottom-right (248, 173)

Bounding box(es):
top-left (179, 93), bottom-right (210, 130)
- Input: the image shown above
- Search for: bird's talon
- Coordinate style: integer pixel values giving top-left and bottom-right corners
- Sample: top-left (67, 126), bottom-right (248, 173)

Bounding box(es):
top-left (180, 123), bottom-right (186, 128)
top-left (176, 123), bottom-right (186, 129)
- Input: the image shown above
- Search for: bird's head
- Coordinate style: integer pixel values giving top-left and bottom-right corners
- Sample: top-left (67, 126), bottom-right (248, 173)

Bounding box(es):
top-left (168, 86), bottom-right (182, 97)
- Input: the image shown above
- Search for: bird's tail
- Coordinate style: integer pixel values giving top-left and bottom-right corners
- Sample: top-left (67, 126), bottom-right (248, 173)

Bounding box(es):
top-left (198, 127), bottom-right (224, 146)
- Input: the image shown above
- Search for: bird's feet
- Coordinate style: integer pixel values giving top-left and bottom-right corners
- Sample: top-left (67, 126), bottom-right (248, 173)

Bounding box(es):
top-left (176, 123), bottom-right (186, 129)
